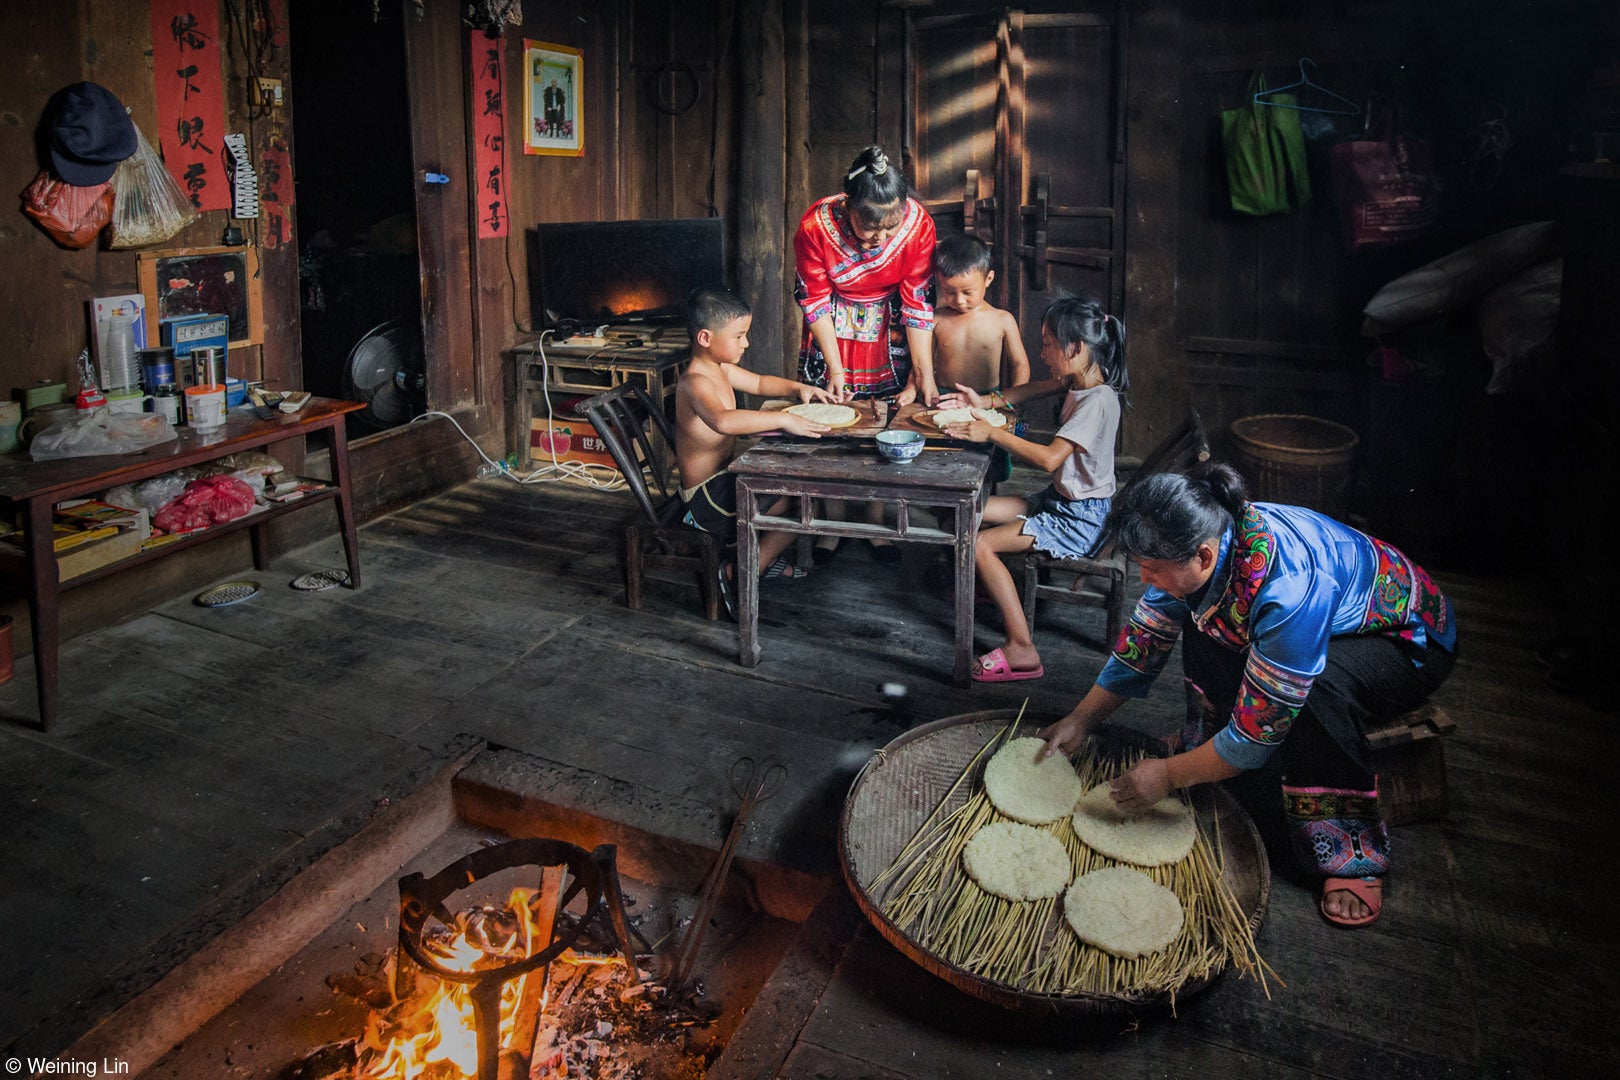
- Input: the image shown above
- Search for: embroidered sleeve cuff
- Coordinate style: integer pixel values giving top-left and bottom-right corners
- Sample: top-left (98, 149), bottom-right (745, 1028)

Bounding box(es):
top-left (1212, 725), bottom-right (1278, 771)
top-left (1097, 656), bottom-right (1156, 698)
top-left (801, 300), bottom-right (833, 325)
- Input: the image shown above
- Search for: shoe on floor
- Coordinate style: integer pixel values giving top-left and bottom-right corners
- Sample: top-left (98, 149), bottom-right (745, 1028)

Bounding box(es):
top-left (760, 554), bottom-right (809, 586)
top-left (1320, 875), bottom-right (1382, 928)
top-left (971, 647), bottom-right (1044, 683)
top-left (715, 561), bottom-right (738, 622)
top-left (866, 539), bottom-right (903, 565)
top-left (812, 537), bottom-right (842, 565)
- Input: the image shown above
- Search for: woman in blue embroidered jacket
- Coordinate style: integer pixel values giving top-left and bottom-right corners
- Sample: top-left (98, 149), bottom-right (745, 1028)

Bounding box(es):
top-left (1039, 463), bottom-right (1457, 928)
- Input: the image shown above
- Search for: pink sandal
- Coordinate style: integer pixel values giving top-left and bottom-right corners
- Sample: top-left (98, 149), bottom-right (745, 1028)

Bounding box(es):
top-left (971, 648), bottom-right (1044, 683)
top-left (1320, 875), bottom-right (1383, 928)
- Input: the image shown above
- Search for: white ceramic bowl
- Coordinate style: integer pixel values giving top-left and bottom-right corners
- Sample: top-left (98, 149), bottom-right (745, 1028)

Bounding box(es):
top-left (876, 429), bottom-right (925, 464)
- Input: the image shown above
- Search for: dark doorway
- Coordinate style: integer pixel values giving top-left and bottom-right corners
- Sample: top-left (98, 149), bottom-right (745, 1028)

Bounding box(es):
top-left (288, 0), bottom-right (425, 436)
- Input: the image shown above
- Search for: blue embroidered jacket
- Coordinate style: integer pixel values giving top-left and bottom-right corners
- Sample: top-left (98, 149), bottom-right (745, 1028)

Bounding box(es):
top-left (1096, 502), bottom-right (1457, 770)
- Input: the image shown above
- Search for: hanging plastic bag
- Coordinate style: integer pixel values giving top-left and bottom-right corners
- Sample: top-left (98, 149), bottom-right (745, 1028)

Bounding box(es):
top-left (20, 171), bottom-right (115, 249)
top-left (107, 112), bottom-right (197, 249)
top-left (29, 408), bottom-right (178, 460)
top-left (1221, 72), bottom-right (1312, 217)
top-left (1329, 101), bottom-right (1440, 252)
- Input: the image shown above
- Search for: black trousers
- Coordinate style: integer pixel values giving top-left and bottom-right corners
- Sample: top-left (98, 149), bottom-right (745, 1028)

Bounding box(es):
top-left (1181, 627), bottom-right (1456, 876)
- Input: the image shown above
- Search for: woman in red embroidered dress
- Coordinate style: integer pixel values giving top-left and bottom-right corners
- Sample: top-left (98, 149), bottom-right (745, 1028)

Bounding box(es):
top-left (793, 145), bottom-right (939, 563)
top-left (794, 145), bottom-right (939, 405)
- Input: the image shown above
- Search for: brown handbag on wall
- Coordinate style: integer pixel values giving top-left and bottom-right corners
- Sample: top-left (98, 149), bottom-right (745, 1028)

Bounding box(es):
top-left (1328, 103), bottom-right (1440, 252)
top-left (20, 170), bottom-right (115, 249)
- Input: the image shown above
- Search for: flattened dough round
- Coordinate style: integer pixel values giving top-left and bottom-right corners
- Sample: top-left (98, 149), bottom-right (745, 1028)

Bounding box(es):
top-left (783, 402), bottom-right (859, 428)
top-left (982, 737), bottom-right (1084, 825)
top-left (929, 406), bottom-right (1007, 429)
top-left (961, 822), bottom-right (1071, 901)
top-left (1070, 786), bottom-right (1197, 867)
top-left (1062, 866), bottom-right (1184, 959)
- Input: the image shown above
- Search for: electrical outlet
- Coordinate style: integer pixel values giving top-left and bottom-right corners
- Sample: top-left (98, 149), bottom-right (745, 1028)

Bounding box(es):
top-left (257, 78), bottom-right (283, 108)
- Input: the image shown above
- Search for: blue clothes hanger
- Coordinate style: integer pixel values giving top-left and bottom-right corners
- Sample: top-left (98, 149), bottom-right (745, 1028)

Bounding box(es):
top-left (1253, 58), bottom-right (1362, 117)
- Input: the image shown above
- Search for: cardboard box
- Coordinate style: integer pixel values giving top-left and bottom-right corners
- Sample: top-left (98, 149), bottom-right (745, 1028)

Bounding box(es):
top-left (58, 527), bottom-right (142, 580)
top-left (529, 416), bottom-right (619, 470)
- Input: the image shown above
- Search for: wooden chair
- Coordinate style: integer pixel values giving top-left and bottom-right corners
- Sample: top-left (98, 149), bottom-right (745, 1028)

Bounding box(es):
top-left (1021, 410), bottom-right (1210, 648)
top-left (578, 384), bottom-right (723, 620)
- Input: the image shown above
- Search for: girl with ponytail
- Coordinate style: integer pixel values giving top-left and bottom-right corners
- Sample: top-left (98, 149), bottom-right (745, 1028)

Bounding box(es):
top-left (1038, 462), bottom-right (1459, 929)
top-left (937, 294), bottom-right (1127, 683)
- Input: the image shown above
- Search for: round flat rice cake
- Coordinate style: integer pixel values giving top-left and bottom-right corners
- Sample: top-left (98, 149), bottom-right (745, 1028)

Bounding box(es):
top-left (929, 406), bottom-right (1007, 429)
top-left (982, 737), bottom-right (1084, 825)
top-left (1070, 785), bottom-right (1197, 867)
top-left (1062, 866), bottom-right (1184, 959)
top-left (961, 821), bottom-right (1071, 901)
top-left (783, 402), bottom-right (859, 428)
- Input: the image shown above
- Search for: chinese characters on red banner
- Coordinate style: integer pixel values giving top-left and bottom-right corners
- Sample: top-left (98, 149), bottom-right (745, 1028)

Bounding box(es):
top-left (472, 37), bottom-right (509, 238)
top-left (151, 1), bottom-right (230, 212)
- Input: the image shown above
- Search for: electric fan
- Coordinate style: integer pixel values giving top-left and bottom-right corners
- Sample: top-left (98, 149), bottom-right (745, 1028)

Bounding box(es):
top-left (341, 320), bottom-right (425, 430)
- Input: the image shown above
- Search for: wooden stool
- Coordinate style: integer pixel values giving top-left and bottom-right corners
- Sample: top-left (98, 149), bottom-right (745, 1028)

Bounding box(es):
top-left (1363, 702), bottom-right (1454, 826)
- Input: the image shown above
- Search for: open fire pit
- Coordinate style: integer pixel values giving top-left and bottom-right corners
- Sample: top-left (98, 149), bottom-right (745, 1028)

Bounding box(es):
top-left (279, 837), bottom-right (713, 1080)
top-left (105, 746), bottom-right (837, 1080)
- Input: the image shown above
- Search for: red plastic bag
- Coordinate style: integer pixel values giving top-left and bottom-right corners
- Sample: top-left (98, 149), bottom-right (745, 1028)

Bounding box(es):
top-left (152, 475), bottom-right (257, 533)
top-left (20, 170), bottom-right (114, 249)
top-left (1328, 116), bottom-right (1439, 252)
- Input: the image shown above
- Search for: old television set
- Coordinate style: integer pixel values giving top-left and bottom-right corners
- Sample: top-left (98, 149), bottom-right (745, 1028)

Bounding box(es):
top-left (530, 218), bottom-right (726, 330)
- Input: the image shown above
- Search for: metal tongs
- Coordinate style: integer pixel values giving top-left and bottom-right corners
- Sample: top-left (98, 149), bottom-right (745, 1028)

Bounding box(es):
top-left (666, 756), bottom-right (787, 990)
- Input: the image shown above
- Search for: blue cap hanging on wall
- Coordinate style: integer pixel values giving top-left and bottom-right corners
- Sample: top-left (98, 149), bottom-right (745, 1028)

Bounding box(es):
top-left (43, 82), bottom-right (138, 186)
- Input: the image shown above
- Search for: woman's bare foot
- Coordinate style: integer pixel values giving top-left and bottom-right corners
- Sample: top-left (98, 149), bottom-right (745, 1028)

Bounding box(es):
top-left (1320, 875), bottom-right (1382, 927)
top-left (1322, 886), bottom-right (1371, 921)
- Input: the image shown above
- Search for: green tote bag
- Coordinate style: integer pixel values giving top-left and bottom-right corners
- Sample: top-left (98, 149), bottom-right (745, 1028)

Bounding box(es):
top-left (1221, 72), bottom-right (1312, 217)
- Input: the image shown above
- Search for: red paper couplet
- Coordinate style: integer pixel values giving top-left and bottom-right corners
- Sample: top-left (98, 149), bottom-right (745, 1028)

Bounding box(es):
top-left (150, 0), bottom-right (230, 212)
top-left (472, 37), bottom-right (509, 239)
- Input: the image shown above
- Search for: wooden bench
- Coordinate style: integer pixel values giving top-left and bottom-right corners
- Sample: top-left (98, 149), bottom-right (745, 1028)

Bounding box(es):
top-left (1363, 702), bottom-right (1455, 826)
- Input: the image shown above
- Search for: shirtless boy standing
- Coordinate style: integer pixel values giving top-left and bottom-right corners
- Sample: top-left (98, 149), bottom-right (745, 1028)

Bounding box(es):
top-left (931, 234), bottom-right (1031, 396)
top-left (676, 287), bottom-right (834, 614)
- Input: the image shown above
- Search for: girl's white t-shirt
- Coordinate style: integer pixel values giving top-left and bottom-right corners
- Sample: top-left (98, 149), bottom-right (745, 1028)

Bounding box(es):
top-left (1051, 384), bottom-right (1119, 501)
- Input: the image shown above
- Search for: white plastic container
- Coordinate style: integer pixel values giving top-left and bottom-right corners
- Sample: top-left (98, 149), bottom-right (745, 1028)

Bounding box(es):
top-left (184, 384), bottom-right (226, 431)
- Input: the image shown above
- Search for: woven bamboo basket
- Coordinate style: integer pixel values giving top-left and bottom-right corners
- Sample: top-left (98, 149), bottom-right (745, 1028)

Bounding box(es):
top-left (838, 709), bottom-right (1270, 1016)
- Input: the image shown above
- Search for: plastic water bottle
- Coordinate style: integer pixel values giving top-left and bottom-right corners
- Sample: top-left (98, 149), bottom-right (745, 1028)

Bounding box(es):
top-left (476, 460), bottom-right (503, 480)
top-left (100, 310), bottom-right (140, 392)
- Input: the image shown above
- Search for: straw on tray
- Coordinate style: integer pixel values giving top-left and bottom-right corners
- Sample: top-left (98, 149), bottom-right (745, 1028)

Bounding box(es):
top-left (875, 724), bottom-right (1279, 1005)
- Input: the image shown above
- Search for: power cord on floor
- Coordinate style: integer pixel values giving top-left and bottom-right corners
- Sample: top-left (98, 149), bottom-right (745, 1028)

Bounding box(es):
top-left (410, 331), bottom-right (626, 491)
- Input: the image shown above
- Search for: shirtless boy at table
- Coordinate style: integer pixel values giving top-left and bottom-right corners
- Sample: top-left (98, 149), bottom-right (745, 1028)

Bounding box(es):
top-left (676, 287), bottom-right (835, 613)
top-left (931, 234), bottom-right (1031, 401)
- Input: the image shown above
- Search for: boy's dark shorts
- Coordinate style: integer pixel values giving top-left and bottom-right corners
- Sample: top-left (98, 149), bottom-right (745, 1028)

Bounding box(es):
top-left (681, 471), bottom-right (739, 547)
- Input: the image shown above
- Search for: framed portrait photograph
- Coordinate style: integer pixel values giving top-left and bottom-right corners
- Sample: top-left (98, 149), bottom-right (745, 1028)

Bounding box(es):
top-left (524, 40), bottom-right (583, 157)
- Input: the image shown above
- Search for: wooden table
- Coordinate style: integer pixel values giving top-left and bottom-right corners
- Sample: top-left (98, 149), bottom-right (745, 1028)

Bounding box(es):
top-left (729, 432), bottom-right (991, 687)
top-left (0, 398), bottom-right (364, 731)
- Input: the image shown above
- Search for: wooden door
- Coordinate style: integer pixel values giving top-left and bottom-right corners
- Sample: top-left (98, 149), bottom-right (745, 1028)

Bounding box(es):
top-left (907, 6), bottom-right (1126, 379)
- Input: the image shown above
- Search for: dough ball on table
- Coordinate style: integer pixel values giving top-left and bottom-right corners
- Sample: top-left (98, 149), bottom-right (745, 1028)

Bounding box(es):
top-left (1062, 866), bottom-right (1184, 959)
top-left (961, 822), bottom-right (1072, 901)
top-left (1070, 785), bottom-right (1197, 867)
top-left (983, 736), bottom-right (1084, 825)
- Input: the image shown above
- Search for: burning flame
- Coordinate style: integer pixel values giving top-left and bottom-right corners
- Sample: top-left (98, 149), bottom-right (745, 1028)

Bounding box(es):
top-left (357, 889), bottom-right (539, 1080)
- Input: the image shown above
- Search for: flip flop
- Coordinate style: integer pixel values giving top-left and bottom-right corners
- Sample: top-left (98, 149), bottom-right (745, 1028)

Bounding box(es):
top-left (866, 539), bottom-right (903, 565)
top-left (971, 647), bottom-right (1044, 683)
top-left (1320, 875), bottom-right (1383, 928)
top-left (812, 537), bottom-right (842, 565)
top-left (760, 555), bottom-right (809, 586)
top-left (715, 561), bottom-right (738, 622)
